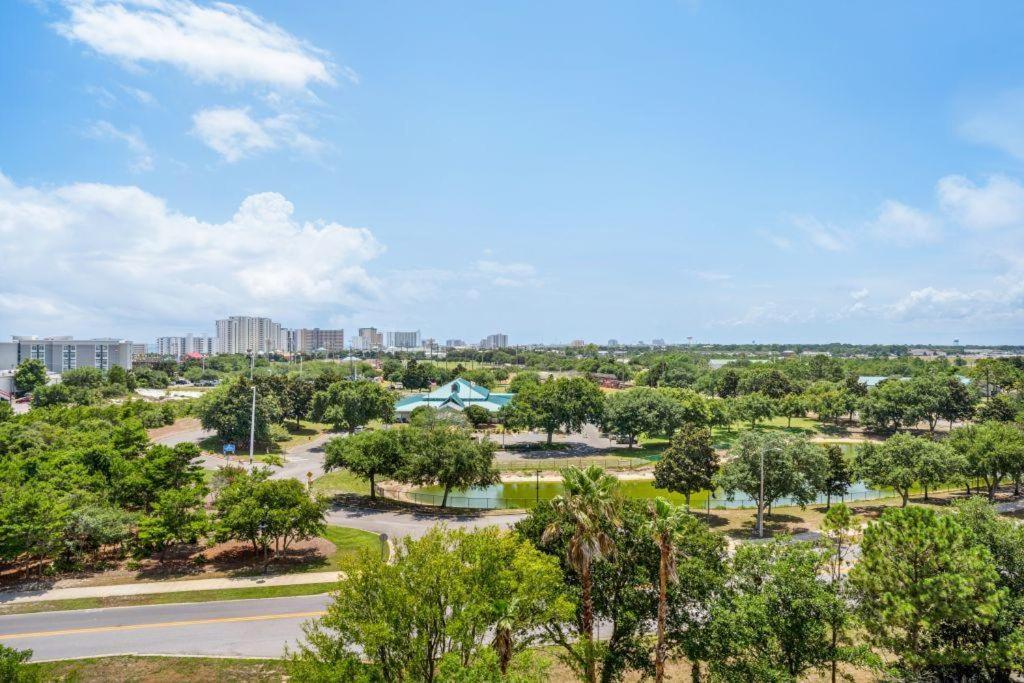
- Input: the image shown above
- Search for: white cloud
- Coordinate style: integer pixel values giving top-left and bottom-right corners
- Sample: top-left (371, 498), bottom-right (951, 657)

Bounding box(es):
top-left (851, 288), bottom-right (869, 301)
top-left (959, 90), bottom-right (1024, 160)
top-left (757, 229), bottom-right (792, 250)
top-left (791, 215), bottom-right (848, 251)
top-left (55, 0), bottom-right (334, 90)
top-left (0, 173), bottom-right (383, 332)
top-left (84, 120), bottom-right (154, 171)
top-left (120, 84), bottom-right (157, 106)
top-left (474, 260), bottom-right (541, 287)
top-left (687, 270), bottom-right (732, 282)
top-left (937, 174), bottom-right (1024, 230)
top-left (867, 200), bottom-right (941, 244)
top-left (191, 107), bottom-right (321, 162)
top-left (888, 280), bottom-right (1024, 323)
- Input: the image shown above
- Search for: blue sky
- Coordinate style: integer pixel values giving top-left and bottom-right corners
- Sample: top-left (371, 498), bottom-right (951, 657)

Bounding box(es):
top-left (1, 1), bottom-right (1023, 345)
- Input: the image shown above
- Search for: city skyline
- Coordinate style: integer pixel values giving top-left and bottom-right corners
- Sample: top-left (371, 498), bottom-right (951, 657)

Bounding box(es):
top-left (1, 2), bottom-right (1023, 344)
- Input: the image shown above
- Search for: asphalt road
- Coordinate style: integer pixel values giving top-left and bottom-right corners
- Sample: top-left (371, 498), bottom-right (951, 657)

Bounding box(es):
top-left (0, 595), bottom-right (330, 661)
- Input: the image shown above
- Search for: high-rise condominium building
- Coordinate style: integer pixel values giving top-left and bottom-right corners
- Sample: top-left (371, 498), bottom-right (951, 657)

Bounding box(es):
top-left (214, 316), bottom-right (284, 355)
top-left (353, 327), bottom-right (384, 351)
top-left (386, 330), bottom-right (421, 349)
top-left (481, 333), bottom-right (509, 350)
top-left (156, 333), bottom-right (214, 359)
top-left (0, 336), bottom-right (133, 373)
top-left (293, 328), bottom-right (345, 354)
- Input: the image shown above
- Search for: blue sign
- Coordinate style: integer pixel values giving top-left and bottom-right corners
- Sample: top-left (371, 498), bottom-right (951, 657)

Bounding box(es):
top-left (223, 443), bottom-right (236, 454)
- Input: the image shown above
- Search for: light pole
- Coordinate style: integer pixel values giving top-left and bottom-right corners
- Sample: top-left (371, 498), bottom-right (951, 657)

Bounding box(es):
top-left (756, 447), bottom-right (765, 538)
top-left (249, 384), bottom-right (257, 465)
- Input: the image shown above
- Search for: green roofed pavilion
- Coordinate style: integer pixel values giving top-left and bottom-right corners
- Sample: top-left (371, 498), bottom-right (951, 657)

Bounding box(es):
top-left (394, 377), bottom-right (514, 421)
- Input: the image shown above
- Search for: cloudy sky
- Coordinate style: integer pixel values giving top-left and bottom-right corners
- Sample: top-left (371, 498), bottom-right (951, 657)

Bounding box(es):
top-left (1, 1), bottom-right (1023, 345)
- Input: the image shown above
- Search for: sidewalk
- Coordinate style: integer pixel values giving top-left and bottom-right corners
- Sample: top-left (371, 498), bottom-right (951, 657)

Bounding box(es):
top-left (0, 571), bottom-right (343, 606)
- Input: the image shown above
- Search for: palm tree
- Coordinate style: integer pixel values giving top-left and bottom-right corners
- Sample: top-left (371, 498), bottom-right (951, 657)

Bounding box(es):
top-left (646, 497), bottom-right (685, 683)
top-left (542, 465), bottom-right (620, 683)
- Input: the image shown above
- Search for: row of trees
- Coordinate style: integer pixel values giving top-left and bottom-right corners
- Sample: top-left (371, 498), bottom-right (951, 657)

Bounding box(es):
top-left (324, 419), bottom-right (498, 507)
top-left (290, 466), bottom-right (1024, 681)
top-left (196, 376), bottom-right (397, 447)
top-left (0, 397), bottom-right (327, 571)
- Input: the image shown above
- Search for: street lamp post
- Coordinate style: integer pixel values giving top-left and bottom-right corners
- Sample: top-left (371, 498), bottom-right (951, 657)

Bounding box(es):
top-left (249, 385), bottom-right (257, 465)
top-left (756, 448), bottom-right (765, 538)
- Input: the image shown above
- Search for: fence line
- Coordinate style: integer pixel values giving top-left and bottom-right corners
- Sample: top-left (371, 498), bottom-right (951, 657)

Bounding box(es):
top-left (496, 457), bottom-right (650, 472)
top-left (375, 479), bottom-right (983, 512)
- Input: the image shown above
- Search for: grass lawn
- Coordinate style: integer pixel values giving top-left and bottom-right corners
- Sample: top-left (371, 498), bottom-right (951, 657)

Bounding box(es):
top-left (312, 469), bottom-right (370, 497)
top-left (605, 436), bottom-right (670, 461)
top-left (0, 582), bottom-right (336, 617)
top-left (28, 655), bottom-right (289, 682)
top-left (199, 420), bottom-right (330, 456)
top-left (320, 525), bottom-right (385, 568)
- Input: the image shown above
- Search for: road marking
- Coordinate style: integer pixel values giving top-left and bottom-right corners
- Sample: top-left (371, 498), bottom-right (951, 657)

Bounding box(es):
top-left (0, 611), bottom-right (325, 640)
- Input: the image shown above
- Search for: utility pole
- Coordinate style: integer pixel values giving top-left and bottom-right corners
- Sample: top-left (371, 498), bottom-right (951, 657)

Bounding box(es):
top-left (249, 384), bottom-right (257, 465)
top-left (757, 447), bottom-right (765, 538)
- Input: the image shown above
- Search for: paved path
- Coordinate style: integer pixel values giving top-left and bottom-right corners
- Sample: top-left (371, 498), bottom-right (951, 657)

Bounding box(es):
top-left (0, 571), bottom-right (341, 606)
top-left (0, 595), bottom-right (328, 661)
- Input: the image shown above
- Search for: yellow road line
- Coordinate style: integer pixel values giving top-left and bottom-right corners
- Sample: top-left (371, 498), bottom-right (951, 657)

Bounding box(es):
top-left (0, 611), bottom-right (325, 640)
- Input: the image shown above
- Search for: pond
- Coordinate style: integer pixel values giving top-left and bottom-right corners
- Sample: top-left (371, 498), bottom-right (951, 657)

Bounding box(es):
top-left (405, 442), bottom-right (879, 510)
top-left (408, 478), bottom-right (893, 510)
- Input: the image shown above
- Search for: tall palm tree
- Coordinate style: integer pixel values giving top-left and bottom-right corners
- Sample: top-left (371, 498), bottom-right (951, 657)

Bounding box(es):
top-left (542, 465), bottom-right (620, 683)
top-left (646, 497), bottom-right (685, 683)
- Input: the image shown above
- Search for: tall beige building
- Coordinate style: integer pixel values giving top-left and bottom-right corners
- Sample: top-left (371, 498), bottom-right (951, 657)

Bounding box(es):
top-left (214, 316), bottom-right (284, 355)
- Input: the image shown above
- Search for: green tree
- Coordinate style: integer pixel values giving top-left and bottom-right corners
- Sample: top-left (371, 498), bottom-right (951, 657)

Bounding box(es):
top-left (644, 498), bottom-right (685, 683)
top-left (856, 433), bottom-right (953, 507)
top-left (137, 485), bottom-right (208, 557)
top-left (215, 469), bottom-right (327, 557)
top-left (401, 425), bottom-right (498, 507)
top-left (540, 466), bottom-right (619, 683)
top-left (505, 377), bottom-right (604, 445)
top-left (851, 506), bottom-right (1005, 677)
top-left (0, 644), bottom-right (36, 683)
top-left (601, 387), bottom-right (679, 448)
top-left (822, 443), bottom-right (852, 510)
top-left (279, 375), bottom-right (314, 428)
top-left (290, 527), bottom-right (571, 683)
top-left (776, 393), bottom-right (806, 428)
top-left (938, 376), bottom-right (975, 428)
top-left (736, 365), bottom-right (793, 398)
top-left (730, 391), bottom-right (774, 428)
top-left (819, 504), bottom-right (864, 683)
top-left (507, 371), bottom-right (541, 393)
top-left (462, 404), bottom-right (491, 428)
top-left (0, 401), bottom-right (13, 423)
top-left (13, 359), bottom-right (47, 395)
top-left (30, 383), bottom-right (74, 407)
top-left (977, 393), bottom-right (1019, 422)
top-left (709, 540), bottom-right (852, 681)
top-left (948, 421), bottom-right (1024, 500)
top-left (715, 431), bottom-right (828, 535)
top-left (310, 380), bottom-right (396, 433)
top-left (323, 428), bottom-right (407, 500)
top-left (860, 379), bottom-right (925, 433)
top-left (198, 379), bottom-right (283, 446)
top-left (653, 424), bottom-right (718, 508)
top-left (60, 366), bottom-right (105, 389)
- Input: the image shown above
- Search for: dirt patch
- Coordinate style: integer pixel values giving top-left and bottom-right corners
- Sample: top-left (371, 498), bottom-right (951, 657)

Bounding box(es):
top-left (32, 655), bottom-right (288, 682)
top-left (1, 538), bottom-right (336, 592)
top-left (146, 417), bottom-right (203, 440)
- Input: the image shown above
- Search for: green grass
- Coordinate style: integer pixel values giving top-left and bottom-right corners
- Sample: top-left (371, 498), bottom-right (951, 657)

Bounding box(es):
top-left (28, 655), bottom-right (289, 681)
top-left (198, 420), bottom-right (330, 456)
top-left (321, 525), bottom-right (385, 568)
top-left (0, 582), bottom-right (336, 617)
top-left (312, 469), bottom-right (371, 497)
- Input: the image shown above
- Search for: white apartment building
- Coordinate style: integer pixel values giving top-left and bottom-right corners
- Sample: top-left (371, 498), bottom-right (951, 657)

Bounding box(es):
top-left (214, 316), bottom-right (285, 355)
top-left (481, 333), bottom-right (509, 350)
top-left (0, 336), bottom-right (133, 373)
top-left (156, 333), bottom-right (214, 359)
top-left (386, 330), bottom-right (421, 349)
